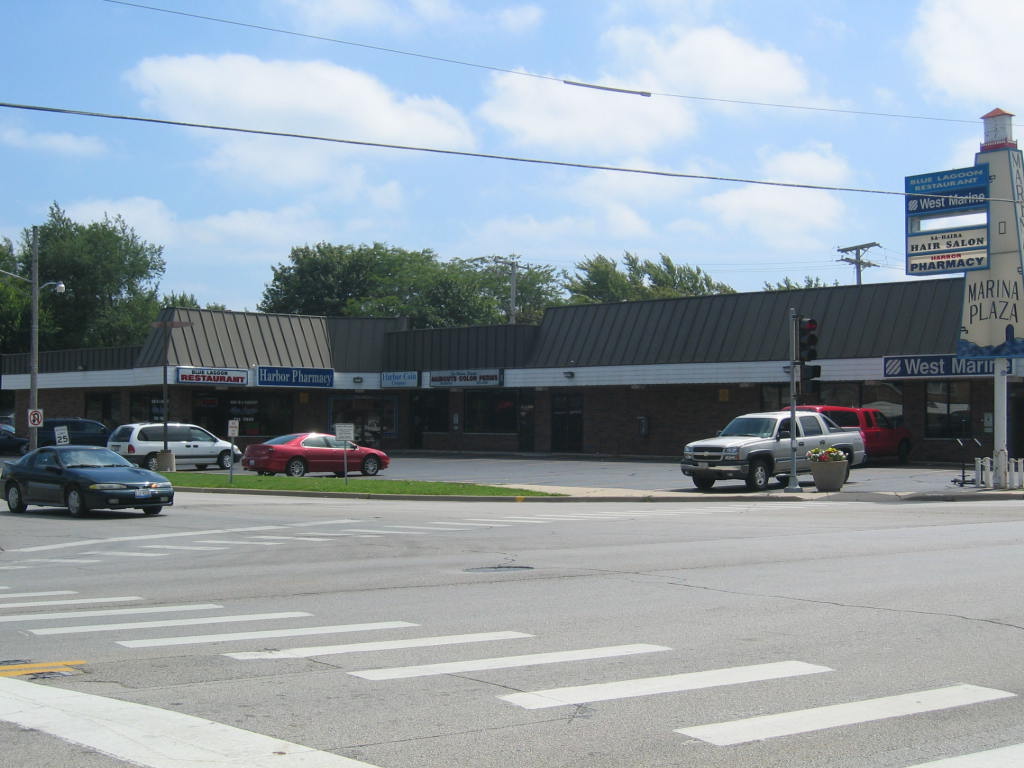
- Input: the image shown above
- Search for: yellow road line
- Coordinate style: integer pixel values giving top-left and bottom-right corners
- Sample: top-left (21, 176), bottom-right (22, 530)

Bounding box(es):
top-left (0, 661), bottom-right (85, 677)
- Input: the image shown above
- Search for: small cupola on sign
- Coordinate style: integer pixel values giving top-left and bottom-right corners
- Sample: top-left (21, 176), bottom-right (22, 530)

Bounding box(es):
top-left (980, 108), bottom-right (1016, 151)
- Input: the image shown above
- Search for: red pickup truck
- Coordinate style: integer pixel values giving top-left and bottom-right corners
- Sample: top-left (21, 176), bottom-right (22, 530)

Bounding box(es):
top-left (796, 405), bottom-right (912, 463)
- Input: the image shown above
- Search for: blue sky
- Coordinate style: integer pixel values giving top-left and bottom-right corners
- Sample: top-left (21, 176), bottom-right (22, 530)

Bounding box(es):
top-left (1, 0), bottom-right (1017, 310)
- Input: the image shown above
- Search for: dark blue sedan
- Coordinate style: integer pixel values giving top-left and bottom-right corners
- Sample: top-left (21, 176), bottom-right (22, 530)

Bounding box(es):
top-left (2, 446), bottom-right (174, 516)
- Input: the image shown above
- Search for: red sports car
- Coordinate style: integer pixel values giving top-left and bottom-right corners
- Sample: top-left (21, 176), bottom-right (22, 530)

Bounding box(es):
top-left (242, 433), bottom-right (389, 477)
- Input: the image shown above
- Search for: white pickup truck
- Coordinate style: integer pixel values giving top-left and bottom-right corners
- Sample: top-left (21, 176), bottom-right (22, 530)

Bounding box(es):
top-left (680, 410), bottom-right (866, 491)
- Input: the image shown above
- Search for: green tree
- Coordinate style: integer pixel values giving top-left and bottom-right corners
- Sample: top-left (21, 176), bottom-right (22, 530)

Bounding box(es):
top-left (763, 276), bottom-right (839, 291)
top-left (161, 291), bottom-right (227, 311)
top-left (0, 237), bottom-right (31, 352)
top-left (461, 255), bottom-right (567, 325)
top-left (564, 252), bottom-right (734, 303)
top-left (12, 204), bottom-right (166, 350)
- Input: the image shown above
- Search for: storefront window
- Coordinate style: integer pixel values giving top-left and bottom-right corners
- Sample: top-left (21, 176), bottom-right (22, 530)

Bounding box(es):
top-left (465, 389), bottom-right (518, 433)
top-left (85, 392), bottom-right (123, 428)
top-left (925, 381), bottom-right (971, 438)
top-left (330, 395), bottom-right (398, 447)
top-left (130, 391), bottom-right (165, 422)
top-left (861, 381), bottom-right (904, 426)
top-left (192, 391), bottom-right (292, 438)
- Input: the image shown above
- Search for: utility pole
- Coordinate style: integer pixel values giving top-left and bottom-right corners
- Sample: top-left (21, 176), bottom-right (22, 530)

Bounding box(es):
top-left (836, 242), bottom-right (880, 285)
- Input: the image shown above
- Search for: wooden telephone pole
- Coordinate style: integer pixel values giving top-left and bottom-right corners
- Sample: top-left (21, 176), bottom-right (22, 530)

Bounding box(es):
top-left (837, 242), bottom-right (880, 285)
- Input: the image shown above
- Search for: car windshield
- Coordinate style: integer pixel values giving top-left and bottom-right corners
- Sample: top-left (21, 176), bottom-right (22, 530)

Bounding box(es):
top-left (58, 448), bottom-right (133, 468)
top-left (719, 417), bottom-right (778, 438)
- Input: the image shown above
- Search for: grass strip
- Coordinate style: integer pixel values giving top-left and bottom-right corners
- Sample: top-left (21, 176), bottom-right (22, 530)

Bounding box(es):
top-left (165, 472), bottom-right (558, 497)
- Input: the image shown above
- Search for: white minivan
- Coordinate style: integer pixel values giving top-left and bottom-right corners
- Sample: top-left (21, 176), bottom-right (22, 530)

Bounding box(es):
top-left (108, 423), bottom-right (240, 470)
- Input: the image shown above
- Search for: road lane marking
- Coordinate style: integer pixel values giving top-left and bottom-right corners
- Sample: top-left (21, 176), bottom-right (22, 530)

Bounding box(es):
top-left (9, 526), bottom-right (288, 552)
top-left (23, 558), bottom-right (101, 564)
top-left (0, 591), bottom-right (77, 599)
top-left (0, 677), bottom-right (384, 767)
top-left (31, 612), bottom-right (313, 635)
top-left (907, 743), bottom-right (1024, 766)
top-left (334, 529), bottom-right (428, 536)
top-left (227, 630), bottom-right (534, 660)
top-left (500, 661), bottom-right (833, 709)
top-left (246, 535), bottom-right (339, 542)
top-left (0, 661), bottom-right (86, 677)
top-left (119, 621), bottom-right (419, 648)
top-left (80, 551), bottom-right (167, 557)
top-left (194, 539), bottom-right (280, 545)
top-left (430, 521), bottom-right (511, 527)
top-left (385, 525), bottom-right (473, 531)
top-left (0, 603), bottom-right (221, 622)
top-left (675, 684), bottom-right (1016, 745)
top-left (0, 596), bottom-right (141, 610)
top-left (288, 520), bottom-right (362, 526)
top-left (141, 545), bottom-right (228, 551)
top-left (351, 644), bottom-right (671, 680)
top-left (466, 518), bottom-right (550, 524)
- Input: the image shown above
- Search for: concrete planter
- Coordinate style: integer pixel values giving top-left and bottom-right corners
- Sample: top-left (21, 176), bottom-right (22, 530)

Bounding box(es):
top-left (810, 460), bottom-right (847, 492)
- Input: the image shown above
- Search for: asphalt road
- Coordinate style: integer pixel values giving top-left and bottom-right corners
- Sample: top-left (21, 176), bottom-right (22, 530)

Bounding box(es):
top-left (3, 490), bottom-right (1024, 767)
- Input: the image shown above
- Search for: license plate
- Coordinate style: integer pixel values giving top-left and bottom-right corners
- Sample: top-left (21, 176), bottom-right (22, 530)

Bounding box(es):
top-left (134, 489), bottom-right (153, 498)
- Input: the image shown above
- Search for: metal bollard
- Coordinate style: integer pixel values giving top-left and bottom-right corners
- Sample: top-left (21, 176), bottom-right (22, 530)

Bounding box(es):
top-left (976, 457), bottom-right (991, 487)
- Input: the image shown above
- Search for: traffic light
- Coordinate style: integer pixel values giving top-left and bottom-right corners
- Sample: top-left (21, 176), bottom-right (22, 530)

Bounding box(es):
top-left (798, 317), bottom-right (818, 363)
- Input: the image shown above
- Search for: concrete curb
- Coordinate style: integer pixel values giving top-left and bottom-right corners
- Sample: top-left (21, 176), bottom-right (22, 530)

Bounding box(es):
top-left (175, 486), bottom-right (1023, 503)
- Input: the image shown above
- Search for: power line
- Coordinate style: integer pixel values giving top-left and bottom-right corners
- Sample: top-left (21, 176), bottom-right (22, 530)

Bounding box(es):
top-left (4, 99), bottom-right (1015, 206)
top-left (101, 0), bottom-right (980, 126)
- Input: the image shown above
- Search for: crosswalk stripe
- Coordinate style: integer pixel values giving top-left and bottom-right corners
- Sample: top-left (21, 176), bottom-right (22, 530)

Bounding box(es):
top-left (906, 743), bottom-right (1024, 766)
top-left (118, 621), bottom-right (418, 648)
top-left (350, 643), bottom-right (671, 680)
top-left (0, 596), bottom-right (141, 610)
top-left (429, 521), bottom-right (511, 527)
top-left (466, 518), bottom-right (549, 524)
top-left (141, 545), bottom-right (228, 551)
top-left (0, 591), bottom-right (77, 599)
top-left (244, 536), bottom-right (336, 542)
top-left (31, 612), bottom-right (313, 635)
top-left (500, 661), bottom-right (833, 709)
top-left (193, 539), bottom-right (280, 545)
top-left (336, 529), bottom-right (428, 535)
top-left (288, 520), bottom-right (362, 526)
top-left (385, 525), bottom-right (472, 531)
top-left (0, 677), bottom-right (384, 767)
top-left (80, 551), bottom-right (167, 557)
top-left (675, 684), bottom-right (1016, 746)
top-left (23, 558), bottom-right (101, 564)
top-left (10, 526), bottom-right (288, 553)
top-left (0, 603), bottom-right (221, 623)
top-left (226, 630), bottom-right (534, 660)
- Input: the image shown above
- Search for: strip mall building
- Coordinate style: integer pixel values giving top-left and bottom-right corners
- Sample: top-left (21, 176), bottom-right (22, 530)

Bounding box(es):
top-left (1, 276), bottom-right (1019, 463)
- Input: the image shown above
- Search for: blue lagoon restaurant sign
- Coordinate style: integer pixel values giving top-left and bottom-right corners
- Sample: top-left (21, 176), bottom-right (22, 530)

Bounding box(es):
top-left (257, 366), bottom-right (334, 388)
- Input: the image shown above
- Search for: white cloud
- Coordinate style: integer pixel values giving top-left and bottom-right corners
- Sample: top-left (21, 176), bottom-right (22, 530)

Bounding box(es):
top-left (479, 70), bottom-right (696, 155)
top-left (0, 126), bottom-right (105, 156)
top-left (497, 4), bottom-right (543, 32)
top-left (603, 24), bottom-right (815, 106)
top-left (65, 197), bottom-right (178, 245)
top-left (700, 144), bottom-right (848, 250)
top-left (909, 0), bottom-right (1024, 104)
top-left (124, 54), bottom-right (473, 195)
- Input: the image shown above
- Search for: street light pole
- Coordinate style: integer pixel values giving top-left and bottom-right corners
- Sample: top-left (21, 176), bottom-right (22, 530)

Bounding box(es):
top-left (0, 226), bottom-right (65, 451)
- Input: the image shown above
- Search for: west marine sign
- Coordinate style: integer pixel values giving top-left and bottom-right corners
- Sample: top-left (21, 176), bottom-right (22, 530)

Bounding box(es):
top-left (905, 164), bottom-right (990, 277)
top-left (883, 355), bottom-right (995, 378)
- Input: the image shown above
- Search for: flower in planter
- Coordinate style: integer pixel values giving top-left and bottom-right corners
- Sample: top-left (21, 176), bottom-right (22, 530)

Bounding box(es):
top-left (806, 446), bottom-right (846, 462)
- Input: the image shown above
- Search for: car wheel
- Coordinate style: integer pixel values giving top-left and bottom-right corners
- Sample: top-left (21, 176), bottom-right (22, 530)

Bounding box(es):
top-left (217, 451), bottom-right (233, 470)
top-left (5, 483), bottom-right (26, 514)
top-left (144, 454), bottom-right (159, 471)
top-left (745, 459), bottom-right (770, 492)
top-left (140, 506), bottom-right (163, 515)
top-left (285, 458), bottom-right (307, 477)
top-left (897, 440), bottom-right (911, 464)
top-left (66, 487), bottom-right (89, 517)
top-left (361, 456), bottom-right (380, 476)
top-left (692, 475), bottom-right (715, 490)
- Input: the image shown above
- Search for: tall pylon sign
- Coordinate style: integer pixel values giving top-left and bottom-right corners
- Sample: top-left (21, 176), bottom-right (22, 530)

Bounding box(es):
top-left (905, 109), bottom-right (1024, 487)
top-left (906, 109), bottom-right (1024, 357)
